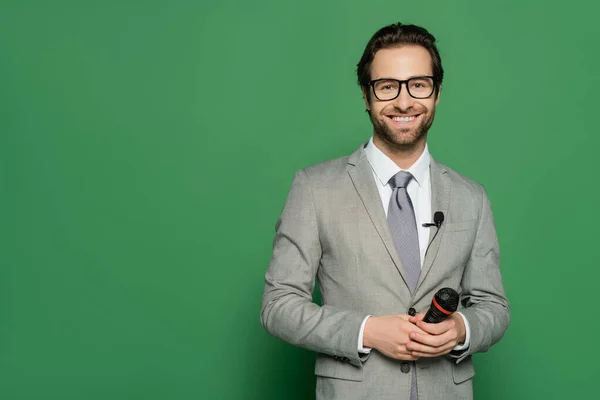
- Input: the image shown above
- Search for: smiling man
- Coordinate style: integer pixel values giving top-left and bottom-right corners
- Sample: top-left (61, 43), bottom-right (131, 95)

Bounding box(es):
top-left (365, 46), bottom-right (438, 153)
top-left (261, 23), bottom-right (510, 400)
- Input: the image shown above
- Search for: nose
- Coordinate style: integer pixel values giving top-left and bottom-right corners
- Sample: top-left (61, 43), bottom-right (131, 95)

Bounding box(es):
top-left (393, 82), bottom-right (413, 111)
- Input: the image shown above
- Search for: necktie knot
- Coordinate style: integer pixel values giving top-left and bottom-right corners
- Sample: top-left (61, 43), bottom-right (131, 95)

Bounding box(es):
top-left (388, 171), bottom-right (414, 189)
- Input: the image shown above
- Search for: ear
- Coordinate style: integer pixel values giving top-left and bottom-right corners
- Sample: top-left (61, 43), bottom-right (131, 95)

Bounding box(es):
top-left (434, 84), bottom-right (442, 106)
top-left (362, 87), bottom-right (371, 111)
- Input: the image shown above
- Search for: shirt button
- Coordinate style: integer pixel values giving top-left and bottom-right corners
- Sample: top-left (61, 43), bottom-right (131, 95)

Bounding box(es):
top-left (401, 362), bottom-right (411, 373)
top-left (408, 308), bottom-right (416, 316)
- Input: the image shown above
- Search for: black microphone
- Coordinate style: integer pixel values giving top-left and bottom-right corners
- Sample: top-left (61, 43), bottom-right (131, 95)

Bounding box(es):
top-left (423, 287), bottom-right (459, 323)
top-left (422, 211), bottom-right (444, 228)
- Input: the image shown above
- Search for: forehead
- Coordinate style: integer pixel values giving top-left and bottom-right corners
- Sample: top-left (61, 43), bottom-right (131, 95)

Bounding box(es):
top-left (370, 45), bottom-right (433, 80)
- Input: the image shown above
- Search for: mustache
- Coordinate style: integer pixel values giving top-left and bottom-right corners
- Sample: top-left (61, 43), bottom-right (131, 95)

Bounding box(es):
top-left (382, 106), bottom-right (426, 115)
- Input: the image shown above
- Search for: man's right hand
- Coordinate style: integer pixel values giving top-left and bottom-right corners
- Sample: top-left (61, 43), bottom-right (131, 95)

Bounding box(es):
top-left (363, 314), bottom-right (427, 361)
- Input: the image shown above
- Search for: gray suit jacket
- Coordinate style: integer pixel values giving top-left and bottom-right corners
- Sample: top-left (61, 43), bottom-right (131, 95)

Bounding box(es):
top-left (261, 143), bottom-right (510, 400)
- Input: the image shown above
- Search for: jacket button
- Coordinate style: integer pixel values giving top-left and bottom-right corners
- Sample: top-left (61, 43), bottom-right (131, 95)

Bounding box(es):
top-left (401, 362), bottom-right (411, 373)
top-left (408, 308), bottom-right (416, 316)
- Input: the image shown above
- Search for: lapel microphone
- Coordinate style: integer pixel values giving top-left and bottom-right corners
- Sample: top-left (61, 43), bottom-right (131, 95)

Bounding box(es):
top-left (422, 211), bottom-right (445, 228)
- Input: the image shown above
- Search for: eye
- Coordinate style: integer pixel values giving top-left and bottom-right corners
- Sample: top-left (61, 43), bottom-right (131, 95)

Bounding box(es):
top-left (375, 80), bottom-right (399, 92)
top-left (410, 78), bottom-right (433, 89)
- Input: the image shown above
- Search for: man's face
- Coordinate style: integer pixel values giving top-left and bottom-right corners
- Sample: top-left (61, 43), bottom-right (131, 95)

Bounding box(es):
top-left (363, 46), bottom-right (440, 148)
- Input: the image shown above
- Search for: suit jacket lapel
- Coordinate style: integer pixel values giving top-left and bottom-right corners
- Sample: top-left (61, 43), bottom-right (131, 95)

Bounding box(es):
top-left (416, 158), bottom-right (450, 293)
top-left (347, 144), bottom-right (410, 289)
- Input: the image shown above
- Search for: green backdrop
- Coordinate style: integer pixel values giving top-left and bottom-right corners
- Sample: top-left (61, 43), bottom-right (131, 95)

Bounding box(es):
top-left (1, 0), bottom-right (598, 398)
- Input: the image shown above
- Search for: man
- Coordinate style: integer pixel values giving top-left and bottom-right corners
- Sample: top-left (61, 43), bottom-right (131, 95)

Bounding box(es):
top-left (261, 23), bottom-right (509, 400)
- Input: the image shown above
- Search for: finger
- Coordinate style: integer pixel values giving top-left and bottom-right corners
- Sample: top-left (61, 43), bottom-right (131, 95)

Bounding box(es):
top-left (406, 338), bottom-right (456, 355)
top-left (415, 320), bottom-right (449, 335)
top-left (408, 329), bottom-right (456, 348)
top-left (406, 339), bottom-right (448, 353)
top-left (391, 347), bottom-right (419, 361)
top-left (408, 312), bottom-right (425, 324)
top-left (397, 318), bottom-right (428, 335)
top-left (416, 318), bottom-right (455, 335)
top-left (407, 324), bottom-right (429, 336)
top-left (406, 334), bottom-right (447, 353)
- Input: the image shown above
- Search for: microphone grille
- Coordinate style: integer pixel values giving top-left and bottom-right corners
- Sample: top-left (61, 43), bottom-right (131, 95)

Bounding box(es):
top-left (434, 287), bottom-right (459, 313)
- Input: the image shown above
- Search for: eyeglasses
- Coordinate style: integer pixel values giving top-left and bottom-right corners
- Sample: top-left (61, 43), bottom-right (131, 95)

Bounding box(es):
top-left (369, 76), bottom-right (437, 100)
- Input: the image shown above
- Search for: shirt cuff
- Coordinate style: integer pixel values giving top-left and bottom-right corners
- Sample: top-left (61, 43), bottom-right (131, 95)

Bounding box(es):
top-left (451, 311), bottom-right (471, 351)
top-left (358, 315), bottom-right (372, 354)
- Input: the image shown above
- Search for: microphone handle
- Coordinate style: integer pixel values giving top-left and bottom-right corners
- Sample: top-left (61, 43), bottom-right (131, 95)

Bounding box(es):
top-left (422, 305), bottom-right (454, 324)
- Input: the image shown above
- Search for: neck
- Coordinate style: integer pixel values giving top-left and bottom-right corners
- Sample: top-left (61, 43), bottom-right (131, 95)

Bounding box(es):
top-left (372, 135), bottom-right (426, 170)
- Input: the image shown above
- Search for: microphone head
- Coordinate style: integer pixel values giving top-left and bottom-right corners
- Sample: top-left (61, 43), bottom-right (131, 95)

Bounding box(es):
top-left (433, 211), bottom-right (444, 225)
top-left (422, 287), bottom-right (459, 323)
top-left (434, 287), bottom-right (459, 313)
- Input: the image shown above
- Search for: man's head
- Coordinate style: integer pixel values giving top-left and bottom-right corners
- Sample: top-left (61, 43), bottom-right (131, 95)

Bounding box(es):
top-left (356, 23), bottom-right (444, 150)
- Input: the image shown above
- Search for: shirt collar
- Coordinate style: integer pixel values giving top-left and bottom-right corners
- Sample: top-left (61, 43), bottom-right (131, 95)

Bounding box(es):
top-left (364, 137), bottom-right (431, 188)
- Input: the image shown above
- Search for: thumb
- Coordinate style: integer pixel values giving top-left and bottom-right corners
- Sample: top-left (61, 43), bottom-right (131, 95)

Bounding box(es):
top-left (409, 312), bottom-right (426, 324)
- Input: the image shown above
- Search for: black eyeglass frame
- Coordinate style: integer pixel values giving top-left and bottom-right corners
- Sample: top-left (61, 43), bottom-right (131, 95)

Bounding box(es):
top-left (369, 76), bottom-right (439, 100)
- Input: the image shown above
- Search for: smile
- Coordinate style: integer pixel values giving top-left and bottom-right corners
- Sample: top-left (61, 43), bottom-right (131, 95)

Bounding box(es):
top-left (392, 116), bottom-right (415, 122)
top-left (387, 114), bottom-right (421, 124)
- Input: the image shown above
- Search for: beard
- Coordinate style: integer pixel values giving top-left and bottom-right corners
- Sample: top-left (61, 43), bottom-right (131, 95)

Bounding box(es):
top-left (368, 106), bottom-right (436, 150)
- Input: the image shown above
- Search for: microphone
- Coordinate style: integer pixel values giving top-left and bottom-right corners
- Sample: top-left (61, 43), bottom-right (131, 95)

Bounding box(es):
top-left (423, 287), bottom-right (459, 323)
top-left (422, 211), bottom-right (444, 228)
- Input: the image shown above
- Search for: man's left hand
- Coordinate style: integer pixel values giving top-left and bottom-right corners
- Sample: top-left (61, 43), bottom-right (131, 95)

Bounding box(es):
top-left (405, 313), bottom-right (466, 357)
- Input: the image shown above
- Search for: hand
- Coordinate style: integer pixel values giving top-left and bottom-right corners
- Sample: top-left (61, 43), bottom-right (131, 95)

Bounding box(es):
top-left (363, 314), bottom-right (427, 361)
top-left (405, 313), bottom-right (466, 358)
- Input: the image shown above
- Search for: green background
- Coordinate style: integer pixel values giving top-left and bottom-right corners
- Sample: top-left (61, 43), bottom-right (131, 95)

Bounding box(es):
top-left (1, 0), bottom-right (597, 398)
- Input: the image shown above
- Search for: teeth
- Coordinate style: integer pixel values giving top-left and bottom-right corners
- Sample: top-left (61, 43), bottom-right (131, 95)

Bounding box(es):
top-left (392, 116), bottom-right (416, 122)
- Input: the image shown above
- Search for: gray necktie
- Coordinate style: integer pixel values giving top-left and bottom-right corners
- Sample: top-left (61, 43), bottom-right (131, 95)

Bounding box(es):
top-left (387, 171), bottom-right (421, 400)
top-left (387, 171), bottom-right (421, 293)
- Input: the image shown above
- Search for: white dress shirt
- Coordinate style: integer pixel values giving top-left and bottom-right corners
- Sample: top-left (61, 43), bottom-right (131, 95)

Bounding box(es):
top-left (357, 137), bottom-right (470, 355)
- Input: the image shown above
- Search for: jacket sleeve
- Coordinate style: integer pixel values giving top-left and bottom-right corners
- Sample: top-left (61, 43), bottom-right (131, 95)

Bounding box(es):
top-left (454, 184), bottom-right (510, 363)
top-left (260, 169), bottom-right (370, 367)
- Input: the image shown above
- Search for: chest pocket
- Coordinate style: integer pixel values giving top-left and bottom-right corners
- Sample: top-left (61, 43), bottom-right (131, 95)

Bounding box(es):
top-left (443, 219), bottom-right (477, 232)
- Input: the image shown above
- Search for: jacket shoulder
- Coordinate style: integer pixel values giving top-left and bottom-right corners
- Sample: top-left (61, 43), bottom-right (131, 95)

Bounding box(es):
top-left (438, 161), bottom-right (486, 194)
top-left (300, 154), bottom-right (352, 181)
